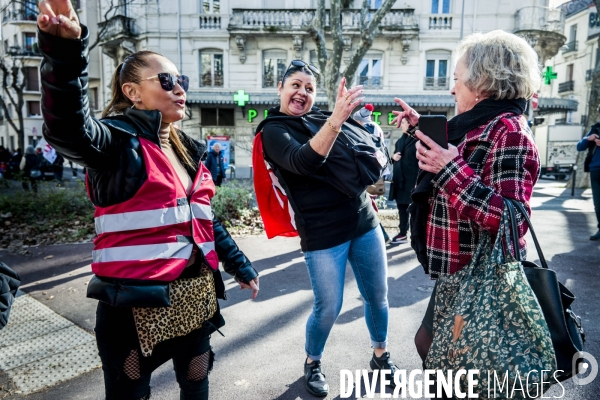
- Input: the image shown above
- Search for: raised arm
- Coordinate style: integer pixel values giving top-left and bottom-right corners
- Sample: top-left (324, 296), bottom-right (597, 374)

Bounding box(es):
top-left (38, 0), bottom-right (119, 169)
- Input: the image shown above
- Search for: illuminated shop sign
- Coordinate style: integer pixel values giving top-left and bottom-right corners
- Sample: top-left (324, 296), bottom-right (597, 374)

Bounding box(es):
top-left (247, 108), bottom-right (396, 125)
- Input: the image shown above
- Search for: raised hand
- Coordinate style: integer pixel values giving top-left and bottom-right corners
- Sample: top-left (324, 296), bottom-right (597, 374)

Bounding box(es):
top-left (391, 97), bottom-right (420, 128)
top-left (328, 77), bottom-right (364, 129)
top-left (37, 0), bottom-right (81, 39)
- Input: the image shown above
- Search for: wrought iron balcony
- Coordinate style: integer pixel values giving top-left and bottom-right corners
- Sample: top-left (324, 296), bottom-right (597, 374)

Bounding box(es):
top-left (2, 10), bottom-right (37, 23)
top-left (262, 74), bottom-right (284, 88)
top-left (201, 73), bottom-right (224, 87)
top-left (424, 77), bottom-right (449, 90)
top-left (558, 80), bottom-right (575, 93)
top-left (358, 76), bottom-right (382, 88)
top-left (562, 40), bottom-right (578, 54)
top-left (228, 9), bottom-right (418, 33)
top-left (6, 45), bottom-right (40, 57)
top-left (98, 15), bottom-right (136, 43)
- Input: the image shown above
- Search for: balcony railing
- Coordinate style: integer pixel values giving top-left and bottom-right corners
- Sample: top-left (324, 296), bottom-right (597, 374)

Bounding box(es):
top-left (201, 73), bottom-right (224, 87)
top-left (358, 76), bottom-right (382, 88)
top-left (562, 40), bottom-right (578, 54)
top-left (424, 77), bottom-right (449, 90)
top-left (7, 45), bottom-right (40, 57)
top-left (1, 10), bottom-right (37, 23)
top-left (263, 74), bottom-right (284, 88)
top-left (558, 80), bottom-right (575, 93)
top-left (229, 9), bottom-right (418, 31)
top-left (200, 14), bottom-right (222, 29)
top-left (98, 15), bottom-right (136, 42)
top-left (515, 6), bottom-right (565, 34)
top-left (428, 15), bottom-right (452, 30)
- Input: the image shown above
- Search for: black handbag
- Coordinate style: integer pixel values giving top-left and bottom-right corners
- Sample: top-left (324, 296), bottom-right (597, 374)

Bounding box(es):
top-left (505, 199), bottom-right (585, 382)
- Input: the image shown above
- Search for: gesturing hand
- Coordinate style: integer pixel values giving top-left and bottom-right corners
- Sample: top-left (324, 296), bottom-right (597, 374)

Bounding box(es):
top-left (37, 0), bottom-right (81, 39)
top-left (391, 98), bottom-right (420, 128)
top-left (239, 277), bottom-right (260, 300)
top-left (328, 77), bottom-right (364, 129)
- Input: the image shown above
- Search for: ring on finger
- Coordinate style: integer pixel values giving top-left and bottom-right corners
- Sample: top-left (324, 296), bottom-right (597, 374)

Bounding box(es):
top-left (345, 94), bottom-right (350, 101)
top-left (423, 149), bottom-right (428, 156)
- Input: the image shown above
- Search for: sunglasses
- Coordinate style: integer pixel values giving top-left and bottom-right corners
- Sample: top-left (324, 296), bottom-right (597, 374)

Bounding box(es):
top-left (282, 60), bottom-right (321, 81)
top-left (145, 73), bottom-right (189, 92)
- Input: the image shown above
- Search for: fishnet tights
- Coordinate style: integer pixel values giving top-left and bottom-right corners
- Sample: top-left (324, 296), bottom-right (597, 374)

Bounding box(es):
top-left (122, 350), bottom-right (150, 399)
top-left (123, 349), bottom-right (141, 380)
top-left (186, 350), bottom-right (212, 381)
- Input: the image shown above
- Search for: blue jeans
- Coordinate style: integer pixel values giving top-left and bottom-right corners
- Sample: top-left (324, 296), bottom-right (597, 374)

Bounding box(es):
top-left (303, 226), bottom-right (389, 360)
top-left (591, 170), bottom-right (600, 229)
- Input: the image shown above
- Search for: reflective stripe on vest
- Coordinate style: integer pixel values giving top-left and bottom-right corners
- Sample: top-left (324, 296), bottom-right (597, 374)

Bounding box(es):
top-left (90, 137), bottom-right (218, 282)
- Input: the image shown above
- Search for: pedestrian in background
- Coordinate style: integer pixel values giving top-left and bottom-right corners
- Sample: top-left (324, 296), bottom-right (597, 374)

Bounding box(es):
top-left (577, 105), bottom-right (600, 240)
top-left (392, 30), bottom-right (540, 371)
top-left (53, 151), bottom-right (64, 186)
top-left (20, 145), bottom-right (40, 193)
top-left (8, 148), bottom-right (22, 177)
top-left (37, 2), bottom-right (259, 398)
top-left (388, 118), bottom-right (418, 244)
top-left (354, 103), bottom-right (391, 243)
top-left (204, 142), bottom-right (226, 186)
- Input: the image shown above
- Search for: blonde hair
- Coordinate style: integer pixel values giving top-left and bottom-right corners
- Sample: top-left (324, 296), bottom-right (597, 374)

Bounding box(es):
top-left (102, 51), bottom-right (194, 168)
top-left (456, 30), bottom-right (541, 100)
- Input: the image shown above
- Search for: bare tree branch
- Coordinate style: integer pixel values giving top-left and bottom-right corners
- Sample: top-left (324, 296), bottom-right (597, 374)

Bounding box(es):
top-left (310, 0), bottom-right (398, 108)
top-left (343, 0), bottom-right (397, 86)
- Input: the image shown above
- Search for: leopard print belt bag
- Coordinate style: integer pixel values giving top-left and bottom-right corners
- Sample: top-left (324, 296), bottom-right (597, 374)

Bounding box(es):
top-left (132, 266), bottom-right (218, 357)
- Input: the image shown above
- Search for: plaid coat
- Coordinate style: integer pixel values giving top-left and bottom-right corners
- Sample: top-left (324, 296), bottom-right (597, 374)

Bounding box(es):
top-left (427, 113), bottom-right (540, 275)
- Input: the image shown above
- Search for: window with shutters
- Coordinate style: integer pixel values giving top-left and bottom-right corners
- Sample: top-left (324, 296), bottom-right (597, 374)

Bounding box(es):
top-left (25, 67), bottom-right (39, 91)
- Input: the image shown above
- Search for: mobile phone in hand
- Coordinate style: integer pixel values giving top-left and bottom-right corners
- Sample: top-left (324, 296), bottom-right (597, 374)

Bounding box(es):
top-left (418, 115), bottom-right (448, 149)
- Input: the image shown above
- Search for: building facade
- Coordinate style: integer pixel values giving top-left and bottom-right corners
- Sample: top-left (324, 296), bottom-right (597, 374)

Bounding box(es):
top-left (0, 0), bottom-right (103, 152)
top-left (1, 0), bottom-right (571, 177)
top-left (95, 0), bottom-right (567, 178)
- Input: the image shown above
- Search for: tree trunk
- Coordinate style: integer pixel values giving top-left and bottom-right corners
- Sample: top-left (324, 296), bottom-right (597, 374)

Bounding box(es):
top-left (309, 0), bottom-right (398, 109)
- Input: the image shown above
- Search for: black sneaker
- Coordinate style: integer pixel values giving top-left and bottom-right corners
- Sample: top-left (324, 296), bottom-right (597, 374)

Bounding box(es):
top-left (591, 230), bottom-right (600, 241)
top-left (304, 358), bottom-right (329, 397)
top-left (370, 352), bottom-right (399, 388)
top-left (390, 234), bottom-right (407, 244)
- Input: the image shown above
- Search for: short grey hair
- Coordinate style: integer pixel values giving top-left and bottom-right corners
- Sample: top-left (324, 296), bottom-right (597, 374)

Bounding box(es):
top-left (456, 30), bottom-right (541, 100)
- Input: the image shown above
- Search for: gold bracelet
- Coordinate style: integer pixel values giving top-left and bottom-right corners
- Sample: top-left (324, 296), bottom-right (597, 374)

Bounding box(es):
top-left (326, 118), bottom-right (342, 134)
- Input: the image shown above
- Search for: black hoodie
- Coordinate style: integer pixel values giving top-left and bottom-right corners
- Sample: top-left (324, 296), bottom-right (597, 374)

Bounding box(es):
top-left (258, 107), bottom-right (379, 251)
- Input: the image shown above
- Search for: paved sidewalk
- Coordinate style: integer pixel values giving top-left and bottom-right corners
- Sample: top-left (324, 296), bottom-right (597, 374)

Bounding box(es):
top-left (0, 180), bottom-right (598, 399)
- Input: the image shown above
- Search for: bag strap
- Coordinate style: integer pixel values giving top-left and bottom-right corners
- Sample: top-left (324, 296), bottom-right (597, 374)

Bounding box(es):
top-left (504, 198), bottom-right (549, 269)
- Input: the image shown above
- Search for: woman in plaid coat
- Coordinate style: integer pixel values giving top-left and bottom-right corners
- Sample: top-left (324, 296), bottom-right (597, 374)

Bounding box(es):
top-left (391, 30), bottom-right (541, 366)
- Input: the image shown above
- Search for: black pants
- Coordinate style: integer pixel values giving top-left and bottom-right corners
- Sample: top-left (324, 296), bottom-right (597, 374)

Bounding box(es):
top-left (214, 174), bottom-right (223, 187)
top-left (95, 302), bottom-right (212, 400)
top-left (395, 202), bottom-right (410, 236)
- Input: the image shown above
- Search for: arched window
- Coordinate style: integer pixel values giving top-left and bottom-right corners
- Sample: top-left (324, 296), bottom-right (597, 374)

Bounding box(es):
top-left (200, 49), bottom-right (223, 87)
top-left (263, 50), bottom-right (287, 88)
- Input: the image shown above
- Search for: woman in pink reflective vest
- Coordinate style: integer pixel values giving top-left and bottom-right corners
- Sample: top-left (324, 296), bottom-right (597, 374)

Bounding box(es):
top-left (37, 2), bottom-right (259, 399)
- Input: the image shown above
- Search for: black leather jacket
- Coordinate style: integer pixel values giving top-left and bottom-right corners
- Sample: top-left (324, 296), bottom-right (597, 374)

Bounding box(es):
top-left (38, 26), bottom-right (257, 307)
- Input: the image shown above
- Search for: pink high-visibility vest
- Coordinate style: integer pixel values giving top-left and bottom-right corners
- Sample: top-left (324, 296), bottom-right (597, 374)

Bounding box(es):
top-left (90, 137), bottom-right (218, 281)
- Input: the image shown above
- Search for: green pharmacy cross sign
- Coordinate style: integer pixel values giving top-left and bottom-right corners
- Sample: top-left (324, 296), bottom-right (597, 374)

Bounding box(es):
top-left (542, 66), bottom-right (557, 85)
top-left (233, 89), bottom-right (250, 106)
